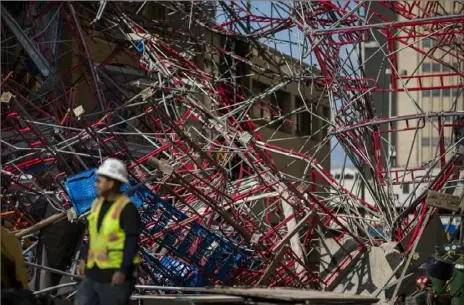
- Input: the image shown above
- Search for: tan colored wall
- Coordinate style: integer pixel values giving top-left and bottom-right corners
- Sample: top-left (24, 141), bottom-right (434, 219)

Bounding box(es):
top-left (394, 1), bottom-right (463, 167)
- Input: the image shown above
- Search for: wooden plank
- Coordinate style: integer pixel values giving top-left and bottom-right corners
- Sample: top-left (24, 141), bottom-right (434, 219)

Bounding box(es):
top-left (176, 295), bottom-right (245, 303)
top-left (201, 287), bottom-right (379, 303)
top-left (132, 294), bottom-right (244, 303)
top-left (16, 212), bottom-right (66, 238)
top-left (257, 246), bottom-right (287, 285)
top-left (426, 190), bottom-right (460, 212)
top-left (147, 156), bottom-right (173, 176)
top-left (324, 249), bottom-right (364, 291)
top-left (274, 210), bottom-right (316, 253)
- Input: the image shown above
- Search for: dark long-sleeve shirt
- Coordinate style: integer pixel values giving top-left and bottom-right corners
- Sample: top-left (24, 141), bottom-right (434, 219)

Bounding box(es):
top-left (80, 199), bottom-right (140, 283)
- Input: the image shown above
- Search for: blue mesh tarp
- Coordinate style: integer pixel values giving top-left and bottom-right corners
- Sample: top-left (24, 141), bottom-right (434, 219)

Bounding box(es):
top-left (159, 256), bottom-right (209, 287)
top-left (66, 168), bottom-right (246, 284)
top-left (140, 197), bottom-right (245, 284)
top-left (140, 251), bottom-right (208, 287)
top-left (140, 199), bottom-right (187, 248)
top-left (64, 168), bottom-right (150, 215)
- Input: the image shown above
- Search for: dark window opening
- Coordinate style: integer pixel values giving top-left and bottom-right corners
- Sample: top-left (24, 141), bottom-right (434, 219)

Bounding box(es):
top-left (322, 106), bottom-right (331, 137)
top-left (422, 63), bottom-right (431, 72)
top-left (251, 80), bottom-right (269, 120)
top-left (296, 97), bottom-right (312, 135)
top-left (432, 89), bottom-right (441, 97)
top-left (402, 183), bottom-right (410, 194)
top-left (423, 38), bottom-right (430, 48)
top-left (432, 63), bottom-right (441, 72)
top-left (270, 91), bottom-right (292, 132)
top-left (250, 81), bottom-right (292, 132)
top-left (344, 174), bottom-right (355, 180)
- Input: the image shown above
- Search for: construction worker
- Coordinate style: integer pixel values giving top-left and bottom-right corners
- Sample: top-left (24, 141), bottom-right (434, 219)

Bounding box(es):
top-left (75, 159), bottom-right (141, 305)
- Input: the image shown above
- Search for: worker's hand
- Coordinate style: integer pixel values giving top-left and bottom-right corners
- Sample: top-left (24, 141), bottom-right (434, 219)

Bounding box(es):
top-left (111, 271), bottom-right (125, 286)
top-left (76, 259), bottom-right (86, 276)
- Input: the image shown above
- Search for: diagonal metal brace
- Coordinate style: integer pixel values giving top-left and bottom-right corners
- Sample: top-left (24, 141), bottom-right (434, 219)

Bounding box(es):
top-left (1, 4), bottom-right (53, 78)
top-left (67, 3), bottom-right (105, 111)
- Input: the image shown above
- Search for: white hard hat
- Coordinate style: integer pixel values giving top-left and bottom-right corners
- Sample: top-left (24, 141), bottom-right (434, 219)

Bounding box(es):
top-left (95, 158), bottom-right (129, 184)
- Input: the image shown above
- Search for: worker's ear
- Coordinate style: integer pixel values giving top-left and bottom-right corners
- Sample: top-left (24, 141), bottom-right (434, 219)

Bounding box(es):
top-left (113, 181), bottom-right (122, 191)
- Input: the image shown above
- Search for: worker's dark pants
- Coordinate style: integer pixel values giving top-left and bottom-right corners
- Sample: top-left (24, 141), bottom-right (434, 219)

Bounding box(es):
top-left (74, 277), bottom-right (133, 305)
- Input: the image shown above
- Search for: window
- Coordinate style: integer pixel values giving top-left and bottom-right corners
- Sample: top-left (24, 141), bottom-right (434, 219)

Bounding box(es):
top-left (251, 80), bottom-right (269, 120)
top-left (422, 37), bottom-right (439, 48)
top-left (322, 106), bottom-right (330, 137)
top-left (423, 137), bottom-right (452, 146)
top-left (344, 174), bottom-right (355, 180)
top-left (402, 183), bottom-right (410, 194)
top-left (432, 89), bottom-right (441, 97)
top-left (296, 97), bottom-right (312, 135)
top-left (422, 90), bottom-right (431, 97)
top-left (422, 37), bottom-right (436, 48)
top-left (423, 38), bottom-right (431, 48)
top-left (422, 63), bottom-right (431, 72)
top-left (443, 88), bottom-right (451, 96)
top-left (334, 173), bottom-right (354, 180)
top-left (271, 91), bottom-right (292, 132)
top-left (442, 65), bottom-right (451, 72)
top-left (432, 63), bottom-right (441, 72)
top-left (250, 84), bottom-right (291, 132)
top-left (323, 106), bottom-right (331, 120)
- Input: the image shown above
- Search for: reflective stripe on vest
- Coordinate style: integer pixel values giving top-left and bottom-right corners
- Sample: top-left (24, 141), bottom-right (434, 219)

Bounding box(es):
top-left (86, 195), bottom-right (141, 269)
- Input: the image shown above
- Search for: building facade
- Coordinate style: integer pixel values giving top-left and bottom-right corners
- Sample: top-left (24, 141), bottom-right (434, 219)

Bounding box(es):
top-left (67, 2), bottom-right (332, 183)
top-left (362, 1), bottom-right (463, 169)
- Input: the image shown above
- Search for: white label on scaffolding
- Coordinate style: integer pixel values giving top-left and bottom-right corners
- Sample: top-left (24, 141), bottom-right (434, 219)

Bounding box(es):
top-left (239, 132), bottom-right (252, 144)
top-left (66, 208), bottom-right (77, 222)
top-left (250, 233), bottom-right (261, 244)
top-left (0, 92), bottom-right (12, 103)
top-left (73, 105), bottom-right (85, 118)
top-left (140, 87), bottom-right (154, 100)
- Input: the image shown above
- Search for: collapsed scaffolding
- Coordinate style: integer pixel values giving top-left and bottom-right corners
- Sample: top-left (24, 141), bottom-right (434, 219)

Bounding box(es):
top-left (1, 0), bottom-right (463, 301)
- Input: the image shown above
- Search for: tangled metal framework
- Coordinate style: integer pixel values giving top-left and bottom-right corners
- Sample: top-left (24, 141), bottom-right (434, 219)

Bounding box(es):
top-left (1, 0), bottom-right (463, 295)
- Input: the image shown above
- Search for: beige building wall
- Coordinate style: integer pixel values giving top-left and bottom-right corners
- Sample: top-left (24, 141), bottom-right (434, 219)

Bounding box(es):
top-left (394, 1), bottom-right (463, 168)
top-left (248, 49), bottom-right (331, 182)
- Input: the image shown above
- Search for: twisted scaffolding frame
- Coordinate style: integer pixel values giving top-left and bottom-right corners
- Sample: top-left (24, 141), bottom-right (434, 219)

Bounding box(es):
top-left (1, 0), bottom-right (463, 299)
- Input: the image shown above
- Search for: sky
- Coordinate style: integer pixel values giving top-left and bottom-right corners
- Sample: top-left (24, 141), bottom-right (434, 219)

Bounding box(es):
top-left (215, 1), bottom-right (353, 168)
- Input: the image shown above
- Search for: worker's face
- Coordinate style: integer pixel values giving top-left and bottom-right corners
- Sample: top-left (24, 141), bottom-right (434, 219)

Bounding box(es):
top-left (95, 175), bottom-right (117, 197)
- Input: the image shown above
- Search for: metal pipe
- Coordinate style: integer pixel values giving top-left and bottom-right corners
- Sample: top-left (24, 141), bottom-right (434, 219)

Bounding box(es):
top-left (33, 282), bottom-right (78, 295)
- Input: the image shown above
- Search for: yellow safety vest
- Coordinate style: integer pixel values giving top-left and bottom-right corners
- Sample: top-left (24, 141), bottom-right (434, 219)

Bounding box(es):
top-left (86, 195), bottom-right (141, 269)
